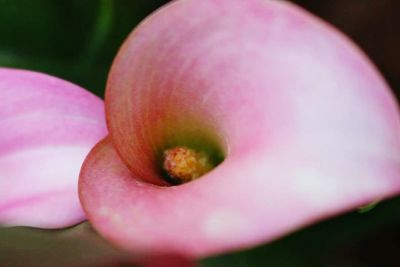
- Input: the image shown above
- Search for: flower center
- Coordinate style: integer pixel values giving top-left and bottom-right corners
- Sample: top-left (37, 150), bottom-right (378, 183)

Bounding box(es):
top-left (163, 146), bottom-right (214, 183)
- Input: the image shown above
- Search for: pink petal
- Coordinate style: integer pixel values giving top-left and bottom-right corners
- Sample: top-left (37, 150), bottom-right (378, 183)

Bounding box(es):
top-left (81, 0), bottom-right (400, 257)
top-left (0, 68), bottom-right (107, 228)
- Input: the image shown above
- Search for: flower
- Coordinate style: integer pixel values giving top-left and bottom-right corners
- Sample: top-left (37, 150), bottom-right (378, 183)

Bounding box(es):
top-left (79, 0), bottom-right (400, 259)
top-left (0, 68), bottom-right (107, 228)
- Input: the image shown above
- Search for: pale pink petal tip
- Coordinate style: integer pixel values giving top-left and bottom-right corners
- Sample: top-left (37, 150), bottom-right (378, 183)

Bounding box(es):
top-left (80, 0), bottom-right (400, 258)
top-left (0, 68), bottom-right (107, 228)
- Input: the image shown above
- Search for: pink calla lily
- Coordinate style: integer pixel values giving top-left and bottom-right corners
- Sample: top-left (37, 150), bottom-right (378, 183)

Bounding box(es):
top-left (79, 0), bottom-right (400, 258)
top-left (0, 68), bottom-right (107, 228)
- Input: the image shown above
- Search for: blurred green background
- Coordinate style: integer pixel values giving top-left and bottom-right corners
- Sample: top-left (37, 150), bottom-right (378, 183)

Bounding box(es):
top-left (0, 0), bottom-right (399, 266)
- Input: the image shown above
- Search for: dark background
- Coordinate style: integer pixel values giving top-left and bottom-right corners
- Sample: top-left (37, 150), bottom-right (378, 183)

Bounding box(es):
top-left (0, 0), bottom-right (399, 266)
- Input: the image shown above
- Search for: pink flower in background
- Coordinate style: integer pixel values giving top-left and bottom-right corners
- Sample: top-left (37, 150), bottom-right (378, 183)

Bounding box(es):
top-left (0, 68), bottom-right (107, 228)
top-left (78, 0), bottom-right (400, 259)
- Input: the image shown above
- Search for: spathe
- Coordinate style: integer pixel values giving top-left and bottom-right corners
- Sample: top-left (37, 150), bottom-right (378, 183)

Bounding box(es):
top-left (0, 68), bottom-right (107, 228)
top-left (78, 0), bottom-right (400, 258)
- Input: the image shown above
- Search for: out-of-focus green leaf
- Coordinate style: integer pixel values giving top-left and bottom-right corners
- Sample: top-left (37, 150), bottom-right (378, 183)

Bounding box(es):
top-left (0, 0), bottom-right (170, 96)
top-left (0, 223), bottom-right (135, 267)
top-left (358, 199), bottom-right (381, 214)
